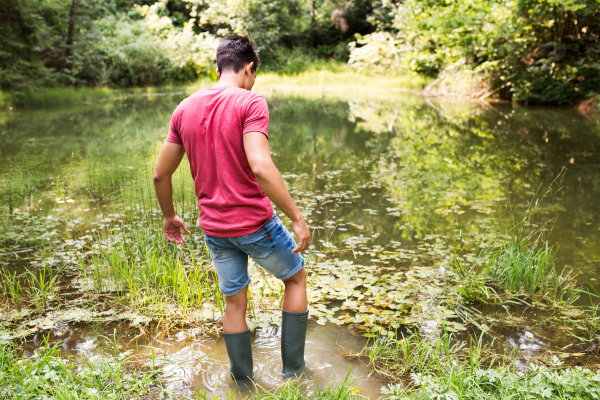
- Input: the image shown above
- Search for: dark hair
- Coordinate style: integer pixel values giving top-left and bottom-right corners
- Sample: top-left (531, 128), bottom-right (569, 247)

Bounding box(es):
top-left (216, 35), bottom-right (260, 74)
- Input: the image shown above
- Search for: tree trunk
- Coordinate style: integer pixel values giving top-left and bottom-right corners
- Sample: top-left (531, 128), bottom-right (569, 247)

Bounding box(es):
top-left (66, 0), bottom-right (78, 57)
top-left (310, 0), bottom-right (316, 28)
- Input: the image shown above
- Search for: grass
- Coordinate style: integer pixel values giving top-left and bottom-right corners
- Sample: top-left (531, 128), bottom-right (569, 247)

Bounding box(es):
top-left (382, 358), bottom-right (600, 400)
top-left (364, 330), bottom-right (496, 385)
top-left (253, 67), bottom-right (430, 93)
top-left (0, 264), bottom-right (60, 310)
top-left (366, 330), bottom-right (600, 400)
top-left (25, 263), bottom-right (60, 311)
top-left (80, 219), bottom-right (224, 315)
top-left (78, 214), bottom-right (290, 323)
top-left (452, 231), bottom-right (580, 310)
top-left (2, 62), bottom-right (431, 108)
top-left (0, 269), bottom-right (24, 304)
top-left (0, 81), bottom-right (212, 108)
top-left (249, 370), bottom-right (363, 399)
top-left (191, 369), bottom-right (363, 399)
top-left (5, 330), bottom-right (600, 400)
top-left (0, 336), bottom-right (161, 399)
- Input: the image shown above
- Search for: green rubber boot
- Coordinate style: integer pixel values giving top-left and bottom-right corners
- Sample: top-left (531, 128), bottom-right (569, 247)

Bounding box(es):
top-left (281, 308), bottom-right (309, 377)
top-left (223, 329), bottom-right (253, 380)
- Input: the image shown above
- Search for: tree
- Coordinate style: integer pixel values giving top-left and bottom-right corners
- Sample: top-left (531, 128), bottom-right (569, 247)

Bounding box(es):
top-left (66, 0), bottom-right (78, 57)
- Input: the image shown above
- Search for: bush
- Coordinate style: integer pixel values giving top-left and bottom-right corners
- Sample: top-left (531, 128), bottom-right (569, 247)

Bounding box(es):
top-left (348, 0), bottom-right (600, 104)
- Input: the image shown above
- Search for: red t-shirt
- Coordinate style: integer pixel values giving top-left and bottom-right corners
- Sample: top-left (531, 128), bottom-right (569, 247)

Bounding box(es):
top-left (166, 84), bottom-right (273, 237)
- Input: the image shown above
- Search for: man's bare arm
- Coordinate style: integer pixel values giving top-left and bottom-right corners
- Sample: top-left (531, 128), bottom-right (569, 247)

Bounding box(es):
top-left (153, 141), bottom-right (190, 243)
top-left (243, 131), bottom-right (310, 254)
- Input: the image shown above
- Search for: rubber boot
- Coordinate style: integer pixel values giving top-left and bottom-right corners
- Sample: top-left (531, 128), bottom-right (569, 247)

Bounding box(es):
top-left (281, 308), bottom-right (309, 377)
top-left (223, 329), bottom-right (253, 380)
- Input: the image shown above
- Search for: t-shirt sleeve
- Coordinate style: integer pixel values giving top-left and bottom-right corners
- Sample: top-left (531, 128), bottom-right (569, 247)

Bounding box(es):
top-left (242, 95), bottom-right (269, 138)
top-left (166, 107), bottom-right (183, 144)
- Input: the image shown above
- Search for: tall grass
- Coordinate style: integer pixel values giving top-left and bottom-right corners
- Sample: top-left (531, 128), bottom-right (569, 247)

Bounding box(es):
top-left (452, 233), bottom-right (580, 309)
top-left (0, 265), bottom-right (61, 310)
top-left (25, 263), bottom-right (60, 311)
top-left (365, 330), bottom-right (495, 385)
top-left (0, 269), bottom-right (24, 305)
top-left (81, 220), bottom-right (224, 315)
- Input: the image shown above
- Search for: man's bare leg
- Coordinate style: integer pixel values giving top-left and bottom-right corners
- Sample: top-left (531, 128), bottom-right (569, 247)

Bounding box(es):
top-left (282, 268), bottom-right (307, 313)
top-left (223, 286), bottom-right (249, 333)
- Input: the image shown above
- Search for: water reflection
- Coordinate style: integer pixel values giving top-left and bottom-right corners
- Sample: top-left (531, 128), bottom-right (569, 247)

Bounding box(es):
top-left (2, 89), bottom-right (600, 393)
top-left (162, 321), bottom-right (381, 398)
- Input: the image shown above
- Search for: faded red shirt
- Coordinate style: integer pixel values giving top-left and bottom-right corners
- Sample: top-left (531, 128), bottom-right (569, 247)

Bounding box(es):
top-left (166, 84), bottom-right (273, 237)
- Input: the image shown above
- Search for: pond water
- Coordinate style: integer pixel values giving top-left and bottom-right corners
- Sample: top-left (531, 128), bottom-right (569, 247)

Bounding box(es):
top-left (1, 84), bottom-right (600, 397)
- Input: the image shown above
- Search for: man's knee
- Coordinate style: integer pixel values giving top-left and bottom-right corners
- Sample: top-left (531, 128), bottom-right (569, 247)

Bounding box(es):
top-left (282, 267), bottom-right (307, 286)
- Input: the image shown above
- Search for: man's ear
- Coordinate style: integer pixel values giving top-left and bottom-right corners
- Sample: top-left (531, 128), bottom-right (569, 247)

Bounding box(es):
top-left (246, 62), bottom-right (255, 75)
top-left (216, 67), bottom-right (220, 79)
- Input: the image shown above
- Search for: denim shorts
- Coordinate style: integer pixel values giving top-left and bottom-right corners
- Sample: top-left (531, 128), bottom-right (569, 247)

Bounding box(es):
top-left (204, 213), bottom-right (305, 296)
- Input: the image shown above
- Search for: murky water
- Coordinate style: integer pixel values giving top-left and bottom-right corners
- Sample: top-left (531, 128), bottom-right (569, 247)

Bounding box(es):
top-left (23, 321), bottom-right (381, 398)
top-left (2, 85), bottom-right (600, 395)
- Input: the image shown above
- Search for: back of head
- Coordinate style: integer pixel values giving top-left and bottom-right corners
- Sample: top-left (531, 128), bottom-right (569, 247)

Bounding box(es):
top-left (216, 35), bottom-right (260, 74)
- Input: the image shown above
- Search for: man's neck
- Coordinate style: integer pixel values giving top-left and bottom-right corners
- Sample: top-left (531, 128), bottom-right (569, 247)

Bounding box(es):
top-left (215, 72), bottom-right (245, 89)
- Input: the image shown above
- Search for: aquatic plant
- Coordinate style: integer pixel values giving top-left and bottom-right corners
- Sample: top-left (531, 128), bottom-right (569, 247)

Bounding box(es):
top-left (0, 269), bottom-right (24, 305)
top-left (249, 369), bottom-right (363, 399)
top-left (365, 329), bottom-right (497, 386)
top-left (82, 220), bottom-right (223, 315)
top-left (452, 234), bottom-right (580, 310)
top-left (0, 337), bottom-right (162, 399)
top-left (369, 330), bottom-right (600, 400)
top-left (568, 290), bottom-right (600, 347)
top-left (25, 263), bottom-right (60, 311)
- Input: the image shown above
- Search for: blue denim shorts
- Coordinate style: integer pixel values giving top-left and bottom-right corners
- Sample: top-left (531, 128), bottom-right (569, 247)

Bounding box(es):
top-left (204, 213), bottom-right (305, 296)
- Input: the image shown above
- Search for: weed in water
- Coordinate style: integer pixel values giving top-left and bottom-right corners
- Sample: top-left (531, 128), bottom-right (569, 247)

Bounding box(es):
top-left (249, 369), bottom-right (363, 399)
top-left (25, 263), bottom-right (60, 310)
top-left (452, 232), bottom-right (580, 310)
top-left (568, 291), bottom-right (600, 347)
top-left (0, 269), bottom-right (24, 305)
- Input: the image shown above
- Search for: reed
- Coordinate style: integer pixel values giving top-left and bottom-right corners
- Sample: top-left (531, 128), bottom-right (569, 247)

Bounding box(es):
top-left (452, 233), bottom-right (580, 309)
top-left (249, 368), bottom-right (361, 400)
top-left (79, 217), bottom-right (227, 316)
top-left (0, 269), bottom-right (24, 305)
top-left (25, 263), bottom-right (60, 311)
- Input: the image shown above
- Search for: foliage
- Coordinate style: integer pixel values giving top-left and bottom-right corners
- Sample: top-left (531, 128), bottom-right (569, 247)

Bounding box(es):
top-left (0, 0), bottom-right (394, 90)
top-left (4, 0), bottom-right (597, 102)
top-left (0, 0), bottom-right (219, 90)
top-left (0, 339), bottom-right (160, 399)
top-left (248, 370), bottom-right (363, 399)
top-left (369, 331), bottom-right (600, 400)
top-left (348, 32), bottom-right (400, 74)
top-left (391, 356), bottom-right (600, 400)
top-left (349, 0), bottom-right (600, 104)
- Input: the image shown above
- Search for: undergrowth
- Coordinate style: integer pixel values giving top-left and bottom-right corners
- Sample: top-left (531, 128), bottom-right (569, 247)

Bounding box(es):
top-left (0, 337), bottom-right (161, 399)
top-left (367, 331), bottom-right (600, 400)
top-left (452, 232), bottom-right (580, 310)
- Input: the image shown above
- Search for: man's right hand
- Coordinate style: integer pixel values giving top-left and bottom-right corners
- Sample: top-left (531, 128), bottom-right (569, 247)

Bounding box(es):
top-left (292, 218), bottom-right (310, 254)
top-left (163, 215), bottom-right (190, 244)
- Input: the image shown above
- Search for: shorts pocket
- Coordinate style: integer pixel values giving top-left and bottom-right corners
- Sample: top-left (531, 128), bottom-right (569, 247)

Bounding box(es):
top-left (238, 227), bottom-right (275, 260)
top-left (204, 235), bottom-right (224, 260)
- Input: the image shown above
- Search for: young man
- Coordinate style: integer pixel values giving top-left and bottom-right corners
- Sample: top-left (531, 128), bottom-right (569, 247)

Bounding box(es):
top-left (153, 35), bottom-right (311, 380)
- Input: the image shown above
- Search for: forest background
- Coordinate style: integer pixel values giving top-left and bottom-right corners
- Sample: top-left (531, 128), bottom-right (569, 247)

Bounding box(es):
top-left (1, 0), bottom-right (599, 105)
